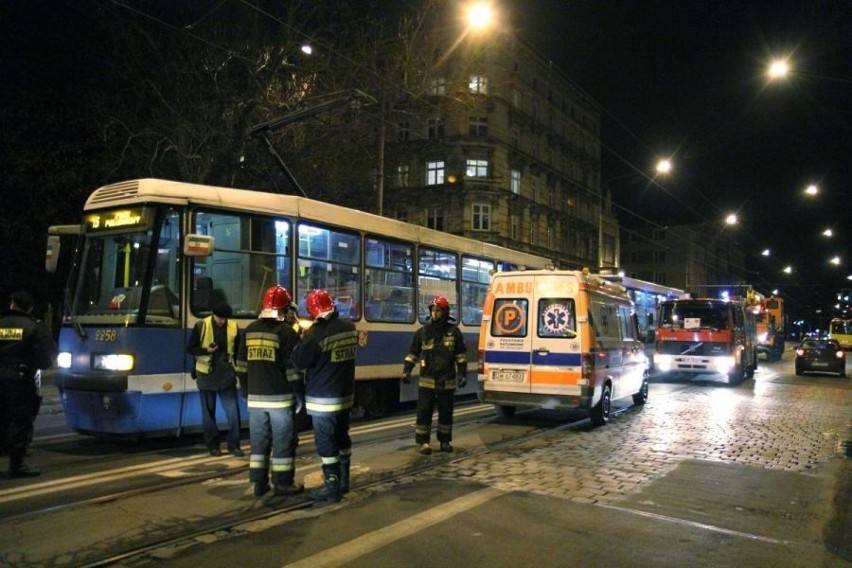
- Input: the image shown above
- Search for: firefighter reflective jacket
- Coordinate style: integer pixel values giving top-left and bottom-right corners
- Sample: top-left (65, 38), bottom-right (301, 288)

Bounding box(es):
top-left (403, 318), bottom-right (467, 391)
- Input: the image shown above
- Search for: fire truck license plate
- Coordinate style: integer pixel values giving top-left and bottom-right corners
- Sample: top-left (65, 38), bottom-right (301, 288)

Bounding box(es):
top-left (492, 370), bottom-right (526, 383)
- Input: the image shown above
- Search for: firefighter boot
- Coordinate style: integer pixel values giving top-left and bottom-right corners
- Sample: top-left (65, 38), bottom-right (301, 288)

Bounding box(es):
top-left (8, 448), bottom-right (40, 478)
top-left (274, 474), bottom-right (305, 496)
top-left (308, 464), bottom-right (341, 503)
top-left (339, 455), bottom-right (351, 494)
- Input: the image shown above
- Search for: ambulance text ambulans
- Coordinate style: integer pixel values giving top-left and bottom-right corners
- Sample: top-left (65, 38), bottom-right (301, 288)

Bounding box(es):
top-left (478, 269), bottom-right (649, 426)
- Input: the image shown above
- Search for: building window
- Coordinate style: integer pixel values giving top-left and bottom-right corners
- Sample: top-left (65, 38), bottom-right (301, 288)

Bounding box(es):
top-left (468, 116), bottom-right (488, 137)
top-left (547, 225), bottom-right (554, 250)
top-left (652, 229), bottom-right (666, 240)
top-left (654, 251), bottom-right (666, 262)
top-left (466, 159), bottom-right (489, 178)
top-left (469, 75), bottom-right (488, 94)
top-left (510, 215), bottom-right (519, 240)
top-left (395, 210), bottom-right (408, 223)
top-left (427, 118), bottom-right (444, 139)
top-left (427, 208), bottom-right (444, 230)
top-left (530, 217), bottom-right (538, 246)
top-left (396, 164), bottom-right (409, 188)
top-left (531, 177), bottom-right (538, 201)
top-left (511, 128), bottom-right (520, 148)
top-left (397, 122), bottom-right (410, 141)
top-left (510, 169), bottom-right (521, 194)
top-left (429, 77), bottom-right (446, 95)
top-left (426, 160), bottom-right (445, 185)
top-left (472, 204), bottom-right (491, 231)
top-left (654, 272), bottom-right (667, 284)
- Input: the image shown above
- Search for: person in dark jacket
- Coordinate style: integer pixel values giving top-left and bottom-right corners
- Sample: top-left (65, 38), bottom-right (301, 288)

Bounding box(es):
top-left (291, 289), bottom-right (358, 503)
top-left (402, 295), bottom-right (468, 455)
top-left (0, 291), bottom-right (56, 477)
top-left (236, 286), bottom-right (304, 497)
top-left (186, 303), bottom-right (244, 457)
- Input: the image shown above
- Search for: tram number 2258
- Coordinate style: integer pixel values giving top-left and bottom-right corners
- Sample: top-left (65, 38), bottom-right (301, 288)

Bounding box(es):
top-left (95, 329), bottom-right (118, 342)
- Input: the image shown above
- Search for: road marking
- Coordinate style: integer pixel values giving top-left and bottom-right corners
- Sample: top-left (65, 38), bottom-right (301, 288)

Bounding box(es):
top-left (283, 487), bottom-right (505, 567)
top-left (598, 503), bottom-right (790, 545)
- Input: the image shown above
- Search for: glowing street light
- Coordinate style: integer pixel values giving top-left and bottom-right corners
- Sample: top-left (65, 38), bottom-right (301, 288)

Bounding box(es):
top-left (761, 248), bottom-right (771, 257)
top-left (805, 184), bottom-right (819, 196)
top-left (724, 213), bottom-right (738, 226)
top-left (767, 58), bottom-right (790, 80)
top-left (783, 265), bottom-right (793, 274)
top-left (656, 159), bottom-right (673, 174)
top-left (465, 2), bottom-right (495, 31)
top-left (822, 228), bottom-right (833, 237)
top-left (830, 256), bottom-right (841, 266)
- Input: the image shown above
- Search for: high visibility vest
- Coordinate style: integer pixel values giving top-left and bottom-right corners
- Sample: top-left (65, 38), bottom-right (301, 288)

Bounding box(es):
top-left (195, 316), bottom-right (238, 374)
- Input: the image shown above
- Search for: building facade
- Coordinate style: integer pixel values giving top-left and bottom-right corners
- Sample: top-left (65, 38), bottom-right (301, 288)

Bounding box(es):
top-left (379, 35), bottom-right (614, 270)
top-left (620, 223), bottom-right (749, 296)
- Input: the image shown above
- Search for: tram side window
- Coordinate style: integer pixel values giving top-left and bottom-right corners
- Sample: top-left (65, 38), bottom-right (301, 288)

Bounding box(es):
top-left (461, 256), bottom-right (494, 326)
top-left (192, 211), bottom-right (291, 317)
top-left (418, 248), bottom-right (458, 323)
top-left (297, 223), bottom-right (360, 320)
top-left (364, 237), bottom-right (414, 322)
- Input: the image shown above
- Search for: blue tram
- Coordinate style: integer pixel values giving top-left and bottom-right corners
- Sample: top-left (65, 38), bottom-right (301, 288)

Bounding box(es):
top-left (48, 179), bottom-right (548, 437)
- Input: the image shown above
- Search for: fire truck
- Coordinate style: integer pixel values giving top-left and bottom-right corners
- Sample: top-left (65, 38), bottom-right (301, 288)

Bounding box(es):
top-left (654, 292), bottom-right (758, 385)
top-left (755, 295), bottom-right (785, 361)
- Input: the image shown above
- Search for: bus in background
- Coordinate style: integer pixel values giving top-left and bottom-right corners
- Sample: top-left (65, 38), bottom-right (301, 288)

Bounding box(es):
top-left (829, 318), bottom-right (852, 351)
top-left (755, 295), bottom-right (785, 361)
top-left (599, 274), bottom-right (683, 344)
top-left (47, 178), bottom-right (550, 438)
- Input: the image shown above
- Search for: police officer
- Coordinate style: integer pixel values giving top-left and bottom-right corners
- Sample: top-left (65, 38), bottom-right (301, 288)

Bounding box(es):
top-left (402, 295), bottom-right (468, 455)
top-left (291, 289), bottom-right (358, 503)
top-left (0, 291), bottom-right (56, 478)
top-left (236, 286), bottom-right (304, 497)
top-left (186, 303), bottom-right (244, 457)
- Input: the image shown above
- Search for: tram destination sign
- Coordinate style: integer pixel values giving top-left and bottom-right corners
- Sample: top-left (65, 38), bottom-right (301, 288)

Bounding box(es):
top-left (85, 208), bottom-right (149, 234)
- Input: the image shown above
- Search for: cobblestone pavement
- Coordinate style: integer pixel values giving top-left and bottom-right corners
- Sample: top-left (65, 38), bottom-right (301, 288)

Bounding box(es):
top-left (425, 378), bottom-right (850, 506)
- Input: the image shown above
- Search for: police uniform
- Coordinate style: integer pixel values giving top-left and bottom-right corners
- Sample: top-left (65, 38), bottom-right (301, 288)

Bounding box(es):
top-left (403, 313), bottom-right (467, 453)
top-left (0, 297), bottom-right (56, 477)
top-left (291, 309), bottom-right (358, 502)
top-left (237, 317), bottom-right (302, 496)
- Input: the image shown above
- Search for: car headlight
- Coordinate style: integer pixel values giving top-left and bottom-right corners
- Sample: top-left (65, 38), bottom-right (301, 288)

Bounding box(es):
top-left (713, 356), bottom-right (735, 373)
top-left (93, 353), bottom-right (135, 371)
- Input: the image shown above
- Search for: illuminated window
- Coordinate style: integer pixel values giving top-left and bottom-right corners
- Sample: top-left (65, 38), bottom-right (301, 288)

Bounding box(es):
top-left (466, 159), bottom-right (488, 178)
top-left (396, 164), bottom-right (409, 187)
top-left (426, 160), bottom-right (445, 185)
top-left (511, 169), bottom-right (521, 194)
top-left (430, 77), bottom-right (446, 95)
top-left (469, 75), bottom-right (488, 94)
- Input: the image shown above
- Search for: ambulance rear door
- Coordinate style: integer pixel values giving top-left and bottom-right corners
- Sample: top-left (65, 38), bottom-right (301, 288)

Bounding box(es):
top-left (484, 277), bottom-right (534, 395)
top-left (529, 274), bottom-right (582, 400)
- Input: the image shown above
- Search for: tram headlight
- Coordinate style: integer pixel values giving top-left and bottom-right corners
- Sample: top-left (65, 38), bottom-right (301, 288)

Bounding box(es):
top-left (57, 352), bottom-right (73, 369)
top-left (93, 353), bottom-right (135, 371)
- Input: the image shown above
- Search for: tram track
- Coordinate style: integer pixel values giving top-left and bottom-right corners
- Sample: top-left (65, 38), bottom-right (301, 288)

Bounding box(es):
top-left (77, 408), bottom-right (585, 568)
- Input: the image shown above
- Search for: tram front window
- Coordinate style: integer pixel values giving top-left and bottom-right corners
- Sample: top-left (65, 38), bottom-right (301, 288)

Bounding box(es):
top-left (72, 207), bottom-right (180, 325)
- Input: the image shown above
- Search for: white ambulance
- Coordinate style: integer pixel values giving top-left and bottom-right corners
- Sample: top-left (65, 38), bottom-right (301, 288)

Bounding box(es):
top-left (478, 269), bottom-right (649, 426)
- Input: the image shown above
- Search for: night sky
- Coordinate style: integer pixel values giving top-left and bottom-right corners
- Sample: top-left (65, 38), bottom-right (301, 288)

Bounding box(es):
top-left (502, 0), bottom-right (850, 317)
top-left (2, 1), bottom-right (849, 321)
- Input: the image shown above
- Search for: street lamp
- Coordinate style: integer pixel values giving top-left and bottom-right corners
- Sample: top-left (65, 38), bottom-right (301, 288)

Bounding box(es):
top-left (830, 256), bottom-right (841, 266)
top-left (767, 58), bottom-right (790, 80)
top-left (724, 213), bottom-right (738, 226)
top-left (656, 159), bottom-right (673, 174)
top-left (465, 2), bottom-right (495, 31)
top-left (805, 184), bottom-right (819, 196)
top-left (822, 228), bottom-right (833, 237)
top-left (784, 265), bottom-right (793, 274)
top-left (761, 248), bottom-right (771, 257)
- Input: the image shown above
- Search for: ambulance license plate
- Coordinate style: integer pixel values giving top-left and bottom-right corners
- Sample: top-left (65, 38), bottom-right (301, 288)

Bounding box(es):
top-left (491, 370), bottom-right (526, 383)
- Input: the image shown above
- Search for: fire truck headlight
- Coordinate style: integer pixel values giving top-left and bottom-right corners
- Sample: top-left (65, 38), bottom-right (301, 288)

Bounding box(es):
top-left (713, 356), bottom-right (735, 374)
top-left (57, 352), bottom-right (72, 369)
top-left (93, 353), bottom-right (135, 372)
top-left (655, 354), bottom-right (673, 371)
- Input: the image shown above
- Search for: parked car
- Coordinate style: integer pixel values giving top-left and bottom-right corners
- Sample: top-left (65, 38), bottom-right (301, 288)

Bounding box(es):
top-left (794, 339), bottom-right (846, 377)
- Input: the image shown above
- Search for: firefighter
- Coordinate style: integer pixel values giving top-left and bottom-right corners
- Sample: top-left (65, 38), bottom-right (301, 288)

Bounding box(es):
top-left (0, 291), bottom-right (56, 478)
top-left (402, 295), bottom-right (468, 455)
top-left (237, 286), bottom-right (304, 497)
top-left (291, 289), bottom-right (358, 503)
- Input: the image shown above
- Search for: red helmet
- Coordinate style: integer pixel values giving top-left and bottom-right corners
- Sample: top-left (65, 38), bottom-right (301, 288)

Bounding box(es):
top-left (429, 295), bottom-right (450, 312)
top-left (306, 289), bottom-right (335, 319)
top-left (262, 285), bottom-right (292, 311)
